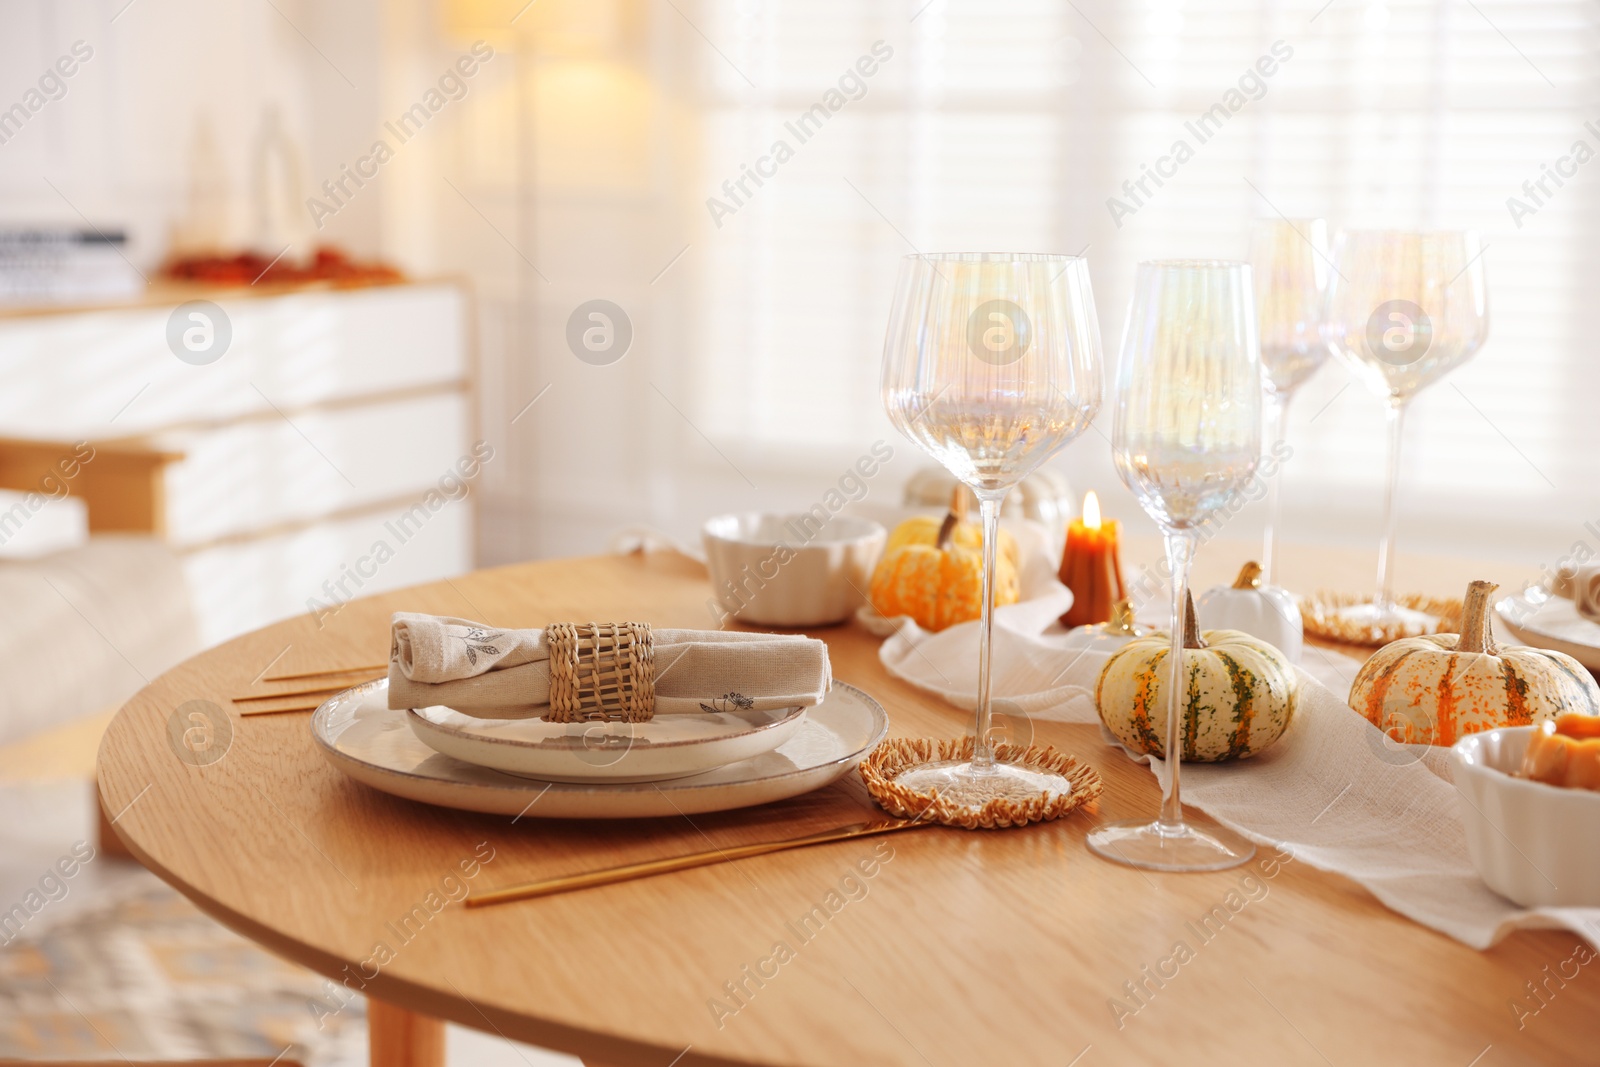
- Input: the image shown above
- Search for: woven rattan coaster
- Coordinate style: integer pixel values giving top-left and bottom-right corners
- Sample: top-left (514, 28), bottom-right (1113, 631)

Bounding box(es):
top-left (1299, 592), bottom-right (1463, 648)
top-left (545, 621), bottom-right (656, 722)
top-left (860, 738), bottom-right (1103, 829)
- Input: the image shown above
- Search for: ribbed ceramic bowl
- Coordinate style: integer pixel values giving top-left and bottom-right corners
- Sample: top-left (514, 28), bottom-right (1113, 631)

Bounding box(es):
top-left (1451, 726), bottom-right (1600, 907)
top-left (703, 512), bottom-right (885, 626)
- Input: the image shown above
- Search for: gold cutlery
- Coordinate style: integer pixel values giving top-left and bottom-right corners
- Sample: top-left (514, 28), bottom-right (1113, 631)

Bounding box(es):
top-left (263, 663), bottom-right (387, 683)
top-left (466, 818), bottom-right (937, 908)
top-left (237, 702), bottom-right (327, 716)
top-left (233, 683), bottom-right (371, 703)
top-left (232, 663), bottom-right (388, 714)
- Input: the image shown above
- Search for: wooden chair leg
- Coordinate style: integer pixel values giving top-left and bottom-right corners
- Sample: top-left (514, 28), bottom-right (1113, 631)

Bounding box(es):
top-left (368, 998), bottom-right (445, 1067)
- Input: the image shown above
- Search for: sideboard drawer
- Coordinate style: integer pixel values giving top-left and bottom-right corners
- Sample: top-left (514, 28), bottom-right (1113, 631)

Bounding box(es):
top-left (183, 496), bottom-right (474, 645)
top-left (0, 281), bottom-right (468, 435)
top-left (160, 390), bottom-right (476, 548)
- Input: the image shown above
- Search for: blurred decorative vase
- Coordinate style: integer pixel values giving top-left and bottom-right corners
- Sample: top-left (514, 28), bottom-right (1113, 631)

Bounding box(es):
top-left (902, 464), bottom-right (1073, 550)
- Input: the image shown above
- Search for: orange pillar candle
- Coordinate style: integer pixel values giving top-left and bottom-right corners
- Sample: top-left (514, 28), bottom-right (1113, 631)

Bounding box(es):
top-left (1058, 491), bottom-right (1127, 628)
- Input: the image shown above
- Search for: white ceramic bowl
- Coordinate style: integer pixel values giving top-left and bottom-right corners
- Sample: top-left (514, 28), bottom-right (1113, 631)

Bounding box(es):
top-left (1451, 726), bottom-right (1600, 907)
top-left (703, 512), bottom-right (885, 627)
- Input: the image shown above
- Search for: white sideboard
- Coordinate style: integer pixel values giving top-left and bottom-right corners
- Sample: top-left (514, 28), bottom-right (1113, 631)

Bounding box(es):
top-left (0, 279), bottom-right (476, 646)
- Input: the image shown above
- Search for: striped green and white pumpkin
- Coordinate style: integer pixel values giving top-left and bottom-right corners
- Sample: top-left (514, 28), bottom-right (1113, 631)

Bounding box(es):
top-left (1349, 579), bottom-right (1600, 746)
top-left (1096, 595), bottom-right (1296, 762)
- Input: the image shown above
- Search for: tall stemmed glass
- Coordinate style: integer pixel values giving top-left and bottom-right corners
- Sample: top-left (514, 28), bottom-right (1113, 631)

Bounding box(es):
top-left (882, 253), bottom-right (1102, 805)
top-left (1251, 218), bottom-right (1333, 583)
top-left (1086, 261), bottom-right (1262, 872)
top-left (1321, 231), bottom-right (1489, 628)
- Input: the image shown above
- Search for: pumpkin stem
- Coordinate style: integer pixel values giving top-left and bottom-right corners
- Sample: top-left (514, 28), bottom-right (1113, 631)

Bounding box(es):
top-left (1232, 561), bottom-right (1264, 590)
top-left (935, 509), bottom-right (959, 551)
top-left (948, 485), bottom-right (969, 525)
top-left (1108, 599), bottom-right (1139, 635)
top-left (1458, 579), bottom-right (1499, 655)
top-left (1183, 590), bottom-right (1207, 650)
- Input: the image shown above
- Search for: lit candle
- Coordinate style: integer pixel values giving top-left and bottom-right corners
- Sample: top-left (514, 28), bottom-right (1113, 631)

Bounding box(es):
top-left (1058, 491), bottom-right (1127, 628)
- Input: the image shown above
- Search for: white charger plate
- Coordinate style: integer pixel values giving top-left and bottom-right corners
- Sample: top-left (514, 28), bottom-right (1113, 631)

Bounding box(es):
top-left (311, 678), bottom-right (888, 819)
top-left (1495, 589), bottom-right (1600, 670)
top-left (406, 702), bottom-right (807, 783)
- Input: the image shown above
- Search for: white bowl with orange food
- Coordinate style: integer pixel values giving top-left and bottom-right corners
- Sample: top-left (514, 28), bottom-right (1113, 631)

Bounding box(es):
top-left (1450, 714), bottom-right (1600, 907)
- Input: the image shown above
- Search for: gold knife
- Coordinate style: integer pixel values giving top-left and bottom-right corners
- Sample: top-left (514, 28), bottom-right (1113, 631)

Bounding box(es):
top-left (466, 817), bottom-right (935, 908)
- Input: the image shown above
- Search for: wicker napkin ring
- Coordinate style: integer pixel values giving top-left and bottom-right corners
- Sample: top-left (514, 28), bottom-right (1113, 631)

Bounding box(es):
top-left (545, 622), bottom-right (656, 723)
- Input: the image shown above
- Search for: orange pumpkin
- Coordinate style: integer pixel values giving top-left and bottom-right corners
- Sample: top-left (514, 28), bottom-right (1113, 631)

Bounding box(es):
top-left (869, 489), bottom-right (1018, 631)
top-left (1349, 580), bottom-right (1600, 746)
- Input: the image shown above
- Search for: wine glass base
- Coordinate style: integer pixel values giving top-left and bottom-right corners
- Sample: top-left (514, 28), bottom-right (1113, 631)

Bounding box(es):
top-left (1086, 818), bottom-right (1256, 872)
top-left (1332, 600), bottom-right (1439, 630)
top-left (894, 758), bottom-right (1080, 807)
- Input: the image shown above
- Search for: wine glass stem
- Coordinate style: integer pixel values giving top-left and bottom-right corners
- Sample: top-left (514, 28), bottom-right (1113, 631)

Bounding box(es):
top-left (1261, 390), bottom-right (1291, 585)
top-left (972, 492), bottom-right (1005, 770)
top-left (1159, 528), bottom-right (1195, 831)
top-left (1375, 400), bottom-right (1408, 613)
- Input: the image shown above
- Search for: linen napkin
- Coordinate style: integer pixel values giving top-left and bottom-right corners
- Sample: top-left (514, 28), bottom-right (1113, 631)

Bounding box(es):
top-left (1574, 562), bottom-right (1600, 622)
top-left (387, 613), bottom-right (831, 718)
top-left (878, 600), bottom-right (1600, 952)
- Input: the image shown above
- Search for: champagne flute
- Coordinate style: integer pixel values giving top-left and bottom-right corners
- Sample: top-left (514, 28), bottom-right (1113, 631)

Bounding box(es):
top-left (1251, 218), bottom-right (1333, 584)
top-left (1320, 231), bottom-right (1489, 629)
top-left (882, 252), bottom-right (1102, 805)
top-left (1086, 260), bottom-right (1262, 872)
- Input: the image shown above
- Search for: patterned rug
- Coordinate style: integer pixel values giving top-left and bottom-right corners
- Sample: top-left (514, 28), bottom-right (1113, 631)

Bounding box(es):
top-left (0, 865), bottom-right (365, 1065)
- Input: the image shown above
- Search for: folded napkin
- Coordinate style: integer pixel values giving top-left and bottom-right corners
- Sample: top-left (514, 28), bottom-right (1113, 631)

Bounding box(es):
top-left (386, 614), bottom-right (831, 719)
top-left (1574, 563), bottom-right (1600, 622)
top-left (878, 597), bottom-right (1600, 953)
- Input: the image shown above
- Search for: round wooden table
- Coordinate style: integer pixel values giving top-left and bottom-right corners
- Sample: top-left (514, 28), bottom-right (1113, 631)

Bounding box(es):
top-left (97, 543), bottom-right (1598, 1067)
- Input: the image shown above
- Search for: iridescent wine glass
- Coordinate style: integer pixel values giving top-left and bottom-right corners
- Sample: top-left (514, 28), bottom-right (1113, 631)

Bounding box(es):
top-left (881, 253), bottom-right (1102, 806)
top-left (1320, 231), bottom-right (1489, 630)
top-left (1250, 218), bottom-right (1333, 583)
top-left (1086, 260), bottom-right (1262, 872)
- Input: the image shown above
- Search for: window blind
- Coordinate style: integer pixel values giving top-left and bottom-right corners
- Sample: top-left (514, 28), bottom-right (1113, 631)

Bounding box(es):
top-left (686, 0), bottom-right (1600, 554)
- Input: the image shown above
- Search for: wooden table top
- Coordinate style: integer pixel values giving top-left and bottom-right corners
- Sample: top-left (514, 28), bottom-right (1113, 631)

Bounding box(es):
top-left (96, 540), bottom-right (1596, 1067)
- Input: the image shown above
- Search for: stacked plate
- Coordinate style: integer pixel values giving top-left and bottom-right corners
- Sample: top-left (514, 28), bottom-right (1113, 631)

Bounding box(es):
top-left (1496, 587), bottom-right (1600, 671)
top-left (312, 679), bottom-right (888, 819)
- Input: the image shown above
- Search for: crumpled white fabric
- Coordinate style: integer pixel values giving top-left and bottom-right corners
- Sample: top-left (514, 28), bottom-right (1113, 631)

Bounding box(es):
top-left (879, 592), bottom-right (1600, 952)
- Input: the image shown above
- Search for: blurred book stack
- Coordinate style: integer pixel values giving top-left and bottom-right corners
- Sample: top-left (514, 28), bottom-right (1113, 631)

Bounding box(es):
top-left (0, 228), bottom-right (143, 306)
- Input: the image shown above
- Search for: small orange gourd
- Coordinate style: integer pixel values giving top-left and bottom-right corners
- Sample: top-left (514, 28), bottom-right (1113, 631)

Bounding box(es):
top-left (868, 488), bottom-right (1019, 632)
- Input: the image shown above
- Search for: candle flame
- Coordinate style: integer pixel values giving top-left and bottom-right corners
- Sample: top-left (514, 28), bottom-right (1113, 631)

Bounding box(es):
top-left (1082, 490), bottom-right (1101, 530)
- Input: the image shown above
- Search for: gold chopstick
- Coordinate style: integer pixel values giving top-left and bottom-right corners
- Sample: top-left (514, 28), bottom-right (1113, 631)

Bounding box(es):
top-left (466, 818), bottom-right (936, 908)
top-left (233, 682), bottom-right (379, 703)
top-left (263, 663), bottom-right (388, 682)
top-left (238, 702), bottom-right (324, 716)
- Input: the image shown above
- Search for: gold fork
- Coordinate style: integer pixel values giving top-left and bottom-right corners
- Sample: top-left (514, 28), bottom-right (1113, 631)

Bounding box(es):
top-left (467, 818), bottom-right (937, 908)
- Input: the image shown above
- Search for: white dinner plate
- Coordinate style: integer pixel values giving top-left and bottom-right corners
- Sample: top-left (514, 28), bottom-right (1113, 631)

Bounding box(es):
top-left (311, 678), bottom-right (889, 819)
top-left (406, 701), bottom-right (808, 783)
top-left (1495, 588), bottom-right (1600, 671)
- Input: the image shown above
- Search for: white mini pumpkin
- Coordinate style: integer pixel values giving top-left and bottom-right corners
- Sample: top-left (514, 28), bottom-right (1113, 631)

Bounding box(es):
top-left (1196, 561), bottom-right (1303, 663)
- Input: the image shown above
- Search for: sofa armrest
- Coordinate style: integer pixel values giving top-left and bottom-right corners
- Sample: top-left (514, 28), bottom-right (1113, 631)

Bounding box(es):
top-left (0, 436), bottom-right (182, 536)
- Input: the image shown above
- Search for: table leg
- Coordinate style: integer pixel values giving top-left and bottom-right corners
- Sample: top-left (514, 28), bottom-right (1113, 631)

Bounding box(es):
top-left (369, 998), bottom-right (445, 1067)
